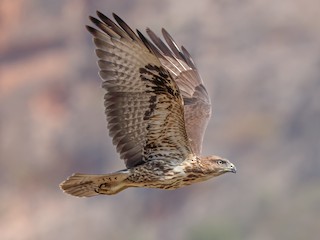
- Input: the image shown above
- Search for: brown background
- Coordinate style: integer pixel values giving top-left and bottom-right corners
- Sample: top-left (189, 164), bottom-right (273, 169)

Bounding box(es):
top-left (1, 0), bottom-right (320, 239)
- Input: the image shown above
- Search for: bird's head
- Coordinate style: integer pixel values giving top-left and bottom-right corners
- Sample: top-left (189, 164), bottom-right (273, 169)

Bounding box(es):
top-left (202, 155), bottom-right (236, 176)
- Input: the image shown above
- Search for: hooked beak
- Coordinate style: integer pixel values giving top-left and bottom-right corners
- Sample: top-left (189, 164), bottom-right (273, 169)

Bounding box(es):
top-left (226, 163), bottom-right (237, 173)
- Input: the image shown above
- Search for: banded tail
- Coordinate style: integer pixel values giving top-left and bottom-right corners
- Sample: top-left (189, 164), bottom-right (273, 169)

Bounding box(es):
top-left (60, 170), bottom-right (130, 197)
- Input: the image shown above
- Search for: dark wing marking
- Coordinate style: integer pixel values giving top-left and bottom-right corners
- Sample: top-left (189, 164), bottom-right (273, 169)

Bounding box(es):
top-left (145, 28), bottom-right (212, 155)
top-left (87, 12), bottom-right (193, 168)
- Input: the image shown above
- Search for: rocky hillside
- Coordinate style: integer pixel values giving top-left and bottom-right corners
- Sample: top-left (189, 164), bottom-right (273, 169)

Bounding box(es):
top-left (1, 0), bottom-right (319, 239)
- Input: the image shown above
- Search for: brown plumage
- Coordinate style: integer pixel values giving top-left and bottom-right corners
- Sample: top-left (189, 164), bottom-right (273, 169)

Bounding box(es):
top-left (60, 12), bottom-right (236, 197)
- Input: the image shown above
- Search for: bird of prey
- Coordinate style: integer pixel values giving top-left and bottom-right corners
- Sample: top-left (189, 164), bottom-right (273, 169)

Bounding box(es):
top-left (60, 12), bottom-right (236, 197)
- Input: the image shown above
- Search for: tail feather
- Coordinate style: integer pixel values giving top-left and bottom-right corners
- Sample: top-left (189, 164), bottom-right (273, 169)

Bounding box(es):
top-left (60, 171), bottom-right (130, 197)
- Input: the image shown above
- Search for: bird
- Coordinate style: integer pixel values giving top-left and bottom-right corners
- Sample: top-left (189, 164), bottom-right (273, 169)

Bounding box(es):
top-left (60, 12), bottom-right (236, 197)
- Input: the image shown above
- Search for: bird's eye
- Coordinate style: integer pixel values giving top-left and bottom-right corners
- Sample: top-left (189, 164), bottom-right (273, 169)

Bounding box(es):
top-left (217, 160), bottom-right (224, 165)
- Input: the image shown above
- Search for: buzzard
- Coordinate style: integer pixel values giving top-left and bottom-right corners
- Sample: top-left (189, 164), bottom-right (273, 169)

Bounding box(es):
top-left (60, 12), bottom-right (236, 197)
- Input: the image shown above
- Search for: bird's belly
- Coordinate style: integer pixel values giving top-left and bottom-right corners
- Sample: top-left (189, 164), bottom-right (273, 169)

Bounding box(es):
top-left (127, 159), bottom-right (210, 190)
top-left (131, 171), bottom-right (209, 190)
top-left (139, 175), bottom-right (208, 190)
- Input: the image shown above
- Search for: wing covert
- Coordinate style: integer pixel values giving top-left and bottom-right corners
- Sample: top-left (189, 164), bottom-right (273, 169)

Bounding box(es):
top-left (146, 28), bottom-right (212, 155)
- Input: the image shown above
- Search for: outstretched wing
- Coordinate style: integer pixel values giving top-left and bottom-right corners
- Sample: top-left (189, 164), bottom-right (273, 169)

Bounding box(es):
top-left (145, 29), bottom-right (212, 155)
top-left (87, 12), bottom-right (193, 168)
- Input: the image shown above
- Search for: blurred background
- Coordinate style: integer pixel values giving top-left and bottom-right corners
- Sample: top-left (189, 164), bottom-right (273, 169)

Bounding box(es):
top-left (1, 0), bottom-right (320, 239)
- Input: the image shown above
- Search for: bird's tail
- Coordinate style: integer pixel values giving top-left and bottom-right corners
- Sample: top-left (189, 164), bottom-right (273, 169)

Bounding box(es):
top-left (60, 170), bottom-right (130, 197)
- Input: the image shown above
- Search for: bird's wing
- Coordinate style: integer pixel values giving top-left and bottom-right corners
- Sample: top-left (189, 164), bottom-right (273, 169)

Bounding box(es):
top-left (145, 29), bottom-right (212, 155)
top-left (87, 12), bottom-right (193, 168)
